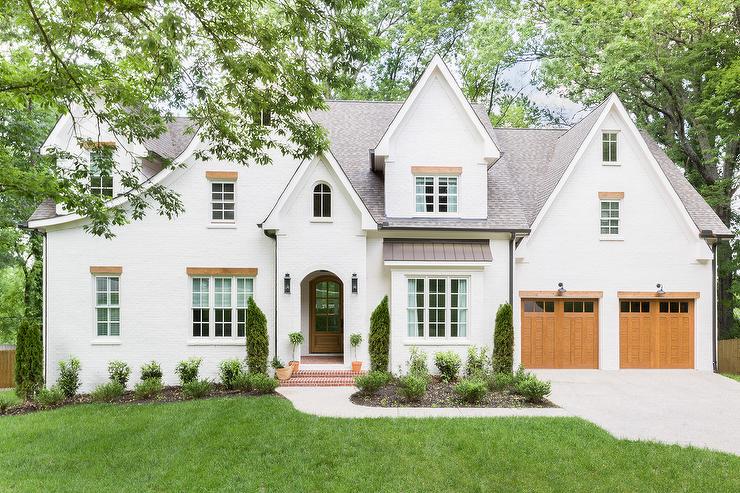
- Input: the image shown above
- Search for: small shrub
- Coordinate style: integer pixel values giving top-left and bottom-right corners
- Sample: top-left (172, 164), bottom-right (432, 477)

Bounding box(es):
top-left (513, 365), bottom-right (529, 385)
top-left (140, 361), bottom-right (163, 380)
top-left (182, 379), bottom-right (212, 399)
top-left (36, 386), bottom-right (65, 407)
top-left (231, 372), bottom-right (253, 391)
top-left (0, 393), bottom-right (19, 412)
top-left (175, 357), bottom-right (202, 385)
top-left (369, 296), bottom-right (390, 372)
top-left (134, 378), bottom-right (163, 400)
top-left (354, 371), bottom-right (390, 394)
top-left (434, 351), bottom-right (462, 382)
top-left (454, 377), bottom-right (488, 403)
top-left (270, 357), bottom-right (285, 369)
top-left (493, 303), bottom-right (514, 374)
top-left (90, 382), bottom-right (125, 402)
top-left (246, 297), bottom-right (269, 374)
top-left (515, 376), bottom-right (551, 403)
top-left (219, 359), bottom-right (244, 389)
top-left (465, 346), bottom-right (489, 377)
top-left (407, 346), bottom-right (429, 379)
top-left (487, 372), bottom-right (515, 392)
top-left (250, 373), bottom-right (278, 394)
top-left (107, 360), bottom-right (131, 388)
top-left (398, 374), bottom-right (426, 402)
top-left (57, 357), bottom-right (81, 398)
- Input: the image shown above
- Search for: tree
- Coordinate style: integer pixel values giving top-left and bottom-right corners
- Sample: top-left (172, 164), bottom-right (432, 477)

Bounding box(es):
top-left (245, 297), bottom-right (268, 375)
top-left (14, 319), bottom-right (43, 399)
top-left (529, 0), bottom-right (739, 337)
top-left (492, 303), bottom-right (513, 374)
top-left (369, 295), bottom-right (390, 372)
top-left (1, 0), bottom-right (377, 237)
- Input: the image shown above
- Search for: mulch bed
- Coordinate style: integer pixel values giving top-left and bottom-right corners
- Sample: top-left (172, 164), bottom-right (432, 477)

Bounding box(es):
top-left (350, 378), bottom-right (555, 408)
top-left (1, 386), bottom-right (277, 417)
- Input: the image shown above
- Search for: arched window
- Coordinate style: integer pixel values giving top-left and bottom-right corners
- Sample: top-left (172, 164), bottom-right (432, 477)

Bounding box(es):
top-left (313, 183), bottom-right (331, 218)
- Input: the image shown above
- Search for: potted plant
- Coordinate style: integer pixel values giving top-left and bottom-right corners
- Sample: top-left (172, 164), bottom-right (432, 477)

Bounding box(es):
top-left (288, 331), bottom-right (304, 372)
top-left (271, 357), bottom-right (292, 381)
top-left (350, 333), bottom-right (363, 373)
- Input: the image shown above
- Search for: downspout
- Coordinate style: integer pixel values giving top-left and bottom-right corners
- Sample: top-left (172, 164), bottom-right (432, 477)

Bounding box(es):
top-left (263, 228), bottom-right (278, 357)
top-left (508, 233), bottom-right (514, 305)
top-left (43, 231), bottom-right (48, 384)
top-left (712, 241), bottom-right (718, 372)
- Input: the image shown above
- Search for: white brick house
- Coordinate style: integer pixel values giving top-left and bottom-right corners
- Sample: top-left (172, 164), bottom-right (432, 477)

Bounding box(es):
top-left (27, 56), bottom-right (732, 390)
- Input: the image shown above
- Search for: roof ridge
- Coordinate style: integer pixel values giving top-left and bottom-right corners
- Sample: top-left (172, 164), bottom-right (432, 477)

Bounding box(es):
top-left (325, 99), bottom-right (404, 104)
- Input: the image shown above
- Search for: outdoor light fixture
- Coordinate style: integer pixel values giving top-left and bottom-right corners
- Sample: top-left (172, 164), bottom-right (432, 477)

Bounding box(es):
top-left (557, 282), bottom-right (566, 295)
top-left (284, 273), bottom-right (291, 294)
top-left (351, 273), bottom-right (358, 294)
top-left (656, 283), bottom-right (665, 295)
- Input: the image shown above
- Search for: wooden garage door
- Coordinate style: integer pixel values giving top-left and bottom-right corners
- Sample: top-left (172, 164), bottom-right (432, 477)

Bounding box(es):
top-left (521, 299), bottom-right (599, 369)
top-left (620, 300), bottom-right (694, 368)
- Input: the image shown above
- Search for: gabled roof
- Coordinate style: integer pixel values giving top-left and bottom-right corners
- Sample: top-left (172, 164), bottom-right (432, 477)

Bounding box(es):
top-left (29, 95), bottom-right (731, 239)
top-left (141, 117), bottom-right (198, 160)
top-left (373, 55), bottom-right (500, 162)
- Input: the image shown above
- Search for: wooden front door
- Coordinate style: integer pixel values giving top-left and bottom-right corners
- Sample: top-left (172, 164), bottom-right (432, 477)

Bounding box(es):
top-left (309, 276), bottom-right (343, 354)
top-left (619, 299), bottom-right (694, 368)
top-left (521, 299), bottom-right (599, 369)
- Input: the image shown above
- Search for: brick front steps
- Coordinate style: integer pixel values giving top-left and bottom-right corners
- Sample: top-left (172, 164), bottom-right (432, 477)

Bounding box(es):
top-left (280, 370), bottom-right (365, 387)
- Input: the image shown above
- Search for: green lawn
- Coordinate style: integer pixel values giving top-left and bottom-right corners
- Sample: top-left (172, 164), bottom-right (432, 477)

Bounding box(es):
top-left (722, 373), bottom-right (740, 382)
top-left (0, 388), bottom-right (20, 405)
top-left (0, 396), bottom-right (738, 492)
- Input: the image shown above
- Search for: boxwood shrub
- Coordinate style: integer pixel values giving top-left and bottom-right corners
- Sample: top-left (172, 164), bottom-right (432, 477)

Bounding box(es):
top-left (434, 351), bottom-right (461, 382)
top-left (454, 377), bottom-right (488, 403)
top-left (36, 386), bottom-right (65, 407)
top-left (354, 371), bottom-right (390, 394)
top-left (398, 374), bottom-right (426, 402)
top-left (91, 381), bottom-right (125, 402)
top-left (134, 378), bottom-right (163, 399)
top-left (182, 379), bottom-right (212, 399)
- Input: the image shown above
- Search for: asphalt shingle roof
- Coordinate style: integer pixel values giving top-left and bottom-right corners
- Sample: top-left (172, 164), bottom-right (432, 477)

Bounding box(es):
top-left (29, 100), bottom-right (732, 238)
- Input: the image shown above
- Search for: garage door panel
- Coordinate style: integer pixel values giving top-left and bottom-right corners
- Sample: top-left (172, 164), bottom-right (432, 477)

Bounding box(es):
top-left (620, 299), bottom-right (693, 369)
top-left (522, 299), bottom-right (598, 369)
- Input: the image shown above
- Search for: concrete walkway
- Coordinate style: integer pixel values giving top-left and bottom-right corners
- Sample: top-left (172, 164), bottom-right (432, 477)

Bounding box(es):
top-left (277, 386), bottom-right (571, 418)
top-left (535, 370), bottom-right (740, 456)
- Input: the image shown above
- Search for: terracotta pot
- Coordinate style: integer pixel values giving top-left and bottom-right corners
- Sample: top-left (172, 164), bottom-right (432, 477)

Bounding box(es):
top-left (289, 361), bottom-right (300, 372)
top-left (275, 366), bottom-right (293, 381)
top-left (351, 361), bottom-right (363, 373)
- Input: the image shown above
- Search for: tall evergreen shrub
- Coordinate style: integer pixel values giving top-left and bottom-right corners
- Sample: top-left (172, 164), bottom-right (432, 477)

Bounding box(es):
top-left (492, 303), bottom-right (514, 374)
top-left (14, 319), bottom-right (43, 399)
top-left (369, 296), bottom-right (390, 372)
top-left (245, 297), bottom-right (268, 374)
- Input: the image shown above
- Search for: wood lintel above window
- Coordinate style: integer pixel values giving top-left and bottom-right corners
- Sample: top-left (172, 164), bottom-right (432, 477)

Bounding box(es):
top-left (186, 267), bottom-right (257, 276)
top-left (80, 140), bottom-right (117, 150)
top-left (617, 291), bottom-right (700, 299)
top-left (90, 266), bottom-right (123, 274)
top-left (519, 290), bottom-right (603, 299)
top-left (598, 191), bottom-right (625, 200)
top-left (205, 171), bottom-right (238, 181)
top-left (411, 166), bottom-right (462, 175)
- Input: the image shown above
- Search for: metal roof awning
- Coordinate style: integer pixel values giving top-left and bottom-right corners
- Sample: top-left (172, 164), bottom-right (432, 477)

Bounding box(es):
top-left (382, 239), bottom-right (493, 263)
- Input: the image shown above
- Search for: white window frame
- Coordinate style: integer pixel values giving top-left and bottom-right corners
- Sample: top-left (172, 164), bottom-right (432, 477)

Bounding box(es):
top-left (414, 175), bottom-right (459, 214)
top-left (89, 148), bottom-right (114, 197)
top-left (211, 181), bottom-right (236, 223)
top-left (312, 182), bottom-right (332, 220)
top-left (94, 275), bottom-right (120, 337)
top-left (599, 199), bottom-right (622, 240)
top-left (190, 276), bottom-right (254, 341)
top-left (602, 131), bottom-right (619, 165)
top-left (405, 276), bottom-right (469, 341)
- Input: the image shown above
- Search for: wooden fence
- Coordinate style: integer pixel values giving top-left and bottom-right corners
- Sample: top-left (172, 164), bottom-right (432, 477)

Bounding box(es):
top-left (718, 339), bottom-right (740, 374)
top-left (0, 348), bottom-right (15, 389)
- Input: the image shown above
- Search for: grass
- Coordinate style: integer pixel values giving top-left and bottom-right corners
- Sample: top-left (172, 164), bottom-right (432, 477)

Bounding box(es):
top-left (721, 373), bottom-right (740, 382)
top-left (0, 388), bottom-right (20, 406)
top-left (0, 396), bottom-right (738, 492)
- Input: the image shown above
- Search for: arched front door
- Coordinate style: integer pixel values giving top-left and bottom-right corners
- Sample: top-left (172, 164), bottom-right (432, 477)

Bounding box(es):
top-left (309, 275), bottom-right (343, 354)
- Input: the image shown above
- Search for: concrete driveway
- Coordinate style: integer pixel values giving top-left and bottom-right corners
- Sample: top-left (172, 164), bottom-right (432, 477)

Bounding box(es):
top-left (534, 370), bottom-right (740, 455)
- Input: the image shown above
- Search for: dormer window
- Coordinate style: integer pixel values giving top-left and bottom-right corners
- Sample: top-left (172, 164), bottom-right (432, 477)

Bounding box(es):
top-left (415, 176), bottom-right (458, 213)
top-left (90, 148), bottom-right (114, 197)
top-left (313, 183), bottom-right (331, 218)
top-left (602, 131), bottom-right (618, 163)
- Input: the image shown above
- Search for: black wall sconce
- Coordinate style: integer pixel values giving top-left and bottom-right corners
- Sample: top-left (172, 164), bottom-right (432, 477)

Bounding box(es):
top-left (351, 273), bottom-right (358, 294)
top-left (284, 273), bottom-right (291, 294)
top-left (656, 283), bottom-right (665, 295)
top-left (557, 282), bottom-right (566, 295)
